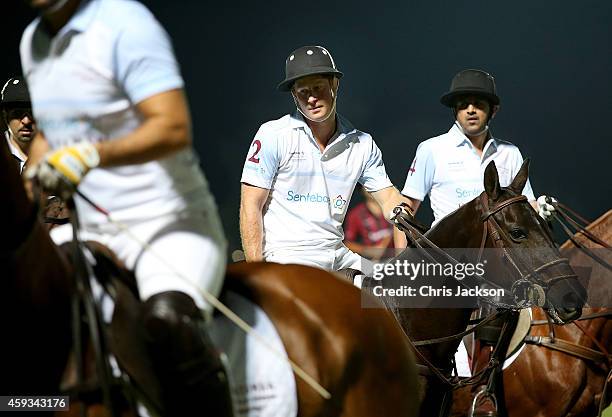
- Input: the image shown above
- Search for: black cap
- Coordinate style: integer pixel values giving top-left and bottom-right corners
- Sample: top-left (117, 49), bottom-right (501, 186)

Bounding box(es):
top-left (1, 77), bottom-right (31, 108)
top-left (440, 69), bottom-right (500, 107)
top-left (277, 46), bottom-right (343, 92)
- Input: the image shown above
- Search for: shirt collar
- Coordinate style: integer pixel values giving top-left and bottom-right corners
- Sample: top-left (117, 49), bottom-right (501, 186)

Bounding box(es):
top-left (35, 0), bottom-right (99, 40)
top-left (5, 133), bottom-right (27, 163)
top-left (449, 122), bottom-right (498, 154)
top-left (67, 0), bottom-right (99, 33)
top-left (289, 111), bottom-right (356, 135)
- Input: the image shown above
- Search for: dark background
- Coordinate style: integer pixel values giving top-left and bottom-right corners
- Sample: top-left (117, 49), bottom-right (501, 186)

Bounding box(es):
top-left (5, 0), bottom-right (611, 252)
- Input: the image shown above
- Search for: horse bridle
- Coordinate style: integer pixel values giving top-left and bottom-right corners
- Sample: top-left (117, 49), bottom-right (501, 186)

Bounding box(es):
top-left (478, 193), bottom-right (578, 309)
top-left (390, 193), bottom-right (582, 409)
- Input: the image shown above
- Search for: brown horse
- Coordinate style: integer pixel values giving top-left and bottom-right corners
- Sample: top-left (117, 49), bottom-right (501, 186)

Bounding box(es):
top-left (451, 210), bottom-right (611, 417)
top-left (369, 159), bottom-right (586, 417)
top-left (0, 140), bottom-right (420, 416)
top-left (0, 147), bottom-right (74, 415)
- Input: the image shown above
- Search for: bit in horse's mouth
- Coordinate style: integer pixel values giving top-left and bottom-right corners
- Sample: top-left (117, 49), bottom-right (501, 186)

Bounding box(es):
top-left (546, 307), bottom-right (565, 325)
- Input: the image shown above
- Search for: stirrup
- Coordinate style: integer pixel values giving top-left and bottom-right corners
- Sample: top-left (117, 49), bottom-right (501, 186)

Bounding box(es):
top-left (469, 385), bottom-right (498, 417)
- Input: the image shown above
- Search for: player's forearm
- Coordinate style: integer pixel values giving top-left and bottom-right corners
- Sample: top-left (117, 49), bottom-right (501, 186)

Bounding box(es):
top-left (382, 190), bottom-right (408, 219)
top-left (26, 132), bottom-right (50, 170)
top-left (240, 206), bottom-right (264, 262)
top-left (346, 241), bottom-right (386, 260)
top-left (345, 241), bottom-right (367, 255)
top-left (22, 133), bottom-right (50, 201)
top-left (95, 89), bottom-right (192, 167)
top-left (393, 227), bottom-right (408, 249)
top-left (96, 115), bottom-right (190, 167)
top-left (371, 186), bottom-right (412, 220)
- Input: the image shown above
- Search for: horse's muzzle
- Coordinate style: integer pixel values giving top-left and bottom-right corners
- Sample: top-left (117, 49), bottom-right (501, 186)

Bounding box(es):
top-left (546, 280), bottom-right (586, 323)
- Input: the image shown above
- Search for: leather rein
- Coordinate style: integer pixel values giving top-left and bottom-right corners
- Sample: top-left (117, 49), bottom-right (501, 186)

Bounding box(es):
top-left (527, 310), bottom-right (612, 365)
top-left (528, 309), bottom-right (612, 417)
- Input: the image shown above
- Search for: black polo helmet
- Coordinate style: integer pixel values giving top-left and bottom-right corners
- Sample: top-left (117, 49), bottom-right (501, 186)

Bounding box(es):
top-left (440, 69), bottom-right (500, 107)
top-left (277, 46), bottom-right (343, 92)
top-left (1, 76), bottom-right (31, 108)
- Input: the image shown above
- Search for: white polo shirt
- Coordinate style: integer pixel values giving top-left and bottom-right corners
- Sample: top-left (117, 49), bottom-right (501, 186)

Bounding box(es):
top-left (20, 0), bottom-right (215, 225)
top-left (402, 123), bottom-right (535, 223)
top-left (241, 112), bottom-right (393, 256)
top-left (6, 133), bottom-right (27, 173)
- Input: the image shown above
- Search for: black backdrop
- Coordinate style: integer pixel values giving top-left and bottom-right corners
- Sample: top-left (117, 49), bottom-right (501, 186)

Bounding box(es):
top-left (5, 1), bottom-right (611, 251)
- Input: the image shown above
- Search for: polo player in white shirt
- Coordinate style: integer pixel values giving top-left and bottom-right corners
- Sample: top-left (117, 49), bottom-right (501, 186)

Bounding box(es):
top-left (240, 45), bottom-right (410, 278)
top-left (395, 68), bottom-right (557, 417)
top-left (21, 0), bottom-right (232, 415)
top-left (395, 68), bottom-right (556, 247)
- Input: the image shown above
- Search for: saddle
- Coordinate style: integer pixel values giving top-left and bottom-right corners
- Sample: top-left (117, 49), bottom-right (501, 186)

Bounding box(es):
top-left (472, 308), bottom-right (531, 363)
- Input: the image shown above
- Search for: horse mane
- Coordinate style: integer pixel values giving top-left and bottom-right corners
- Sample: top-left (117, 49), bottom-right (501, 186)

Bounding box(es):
top-left (425, 186), bottom-right (525, 239)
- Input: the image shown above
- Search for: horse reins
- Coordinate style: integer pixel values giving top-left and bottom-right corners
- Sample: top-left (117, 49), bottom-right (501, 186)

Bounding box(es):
top-left (528, 311), bottom-right (612, 365)
top-left (556, 202), bottom-right (610, 249)
top-left (551, 201), bottom-right (612, 271)
top-left (528, 309), bottom-right (612, 417)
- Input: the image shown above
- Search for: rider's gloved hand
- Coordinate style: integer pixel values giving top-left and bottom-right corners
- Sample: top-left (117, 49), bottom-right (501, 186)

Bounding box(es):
top-left (537, 195), bottom-right (557, 221)
top-left (25, 142), bottom-right (100, 200)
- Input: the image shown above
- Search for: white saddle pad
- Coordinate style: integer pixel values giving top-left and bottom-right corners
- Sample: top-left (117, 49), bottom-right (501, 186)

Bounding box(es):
top-left (209, 291), bottom-right (298, 417)
top-left (455, 308), bottom-right (532, 377)
top-left (501, 308), bottom-right (532, 371)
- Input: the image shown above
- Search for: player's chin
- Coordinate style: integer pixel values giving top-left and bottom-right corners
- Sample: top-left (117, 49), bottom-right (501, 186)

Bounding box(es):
top-left (464, 124), bottom-right (486, 135)
top-left (308, 108), bottom-right (331, 122)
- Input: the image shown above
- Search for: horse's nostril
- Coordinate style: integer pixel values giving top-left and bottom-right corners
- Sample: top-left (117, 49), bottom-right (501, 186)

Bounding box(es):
top-left (563, 293), bottom-right (580, 310)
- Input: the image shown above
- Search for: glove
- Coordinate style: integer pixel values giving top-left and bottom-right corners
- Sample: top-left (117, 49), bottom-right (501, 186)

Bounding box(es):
top-left (26, 142), bottom-right (100, 200)
top-left (537, 195), bottom-right (557, 221)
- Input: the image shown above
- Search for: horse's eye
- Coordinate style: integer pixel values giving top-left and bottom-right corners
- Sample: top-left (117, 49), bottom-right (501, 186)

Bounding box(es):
top-left (509, 228), bottom-right (527, 240)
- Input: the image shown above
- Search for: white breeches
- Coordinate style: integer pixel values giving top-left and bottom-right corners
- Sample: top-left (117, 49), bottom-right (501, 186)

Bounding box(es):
top-left (264, 244), bottom-right (373, 275)
top-left (50, 209), bottom-right (227, 313)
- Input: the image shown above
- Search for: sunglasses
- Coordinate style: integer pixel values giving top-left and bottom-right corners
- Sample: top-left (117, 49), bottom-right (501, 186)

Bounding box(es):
top-left (6, 107), bottom-right (34, 121)
top-left (454, 98), bottom-right (489, 110)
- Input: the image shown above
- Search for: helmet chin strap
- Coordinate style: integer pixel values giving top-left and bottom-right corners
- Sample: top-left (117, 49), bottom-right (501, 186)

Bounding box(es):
top-left (45, 0), bottom-right (72, 14)
top-left (292, 86), bottom-right (337, 123)
top-left (7, 125), bottom-right (17, 140)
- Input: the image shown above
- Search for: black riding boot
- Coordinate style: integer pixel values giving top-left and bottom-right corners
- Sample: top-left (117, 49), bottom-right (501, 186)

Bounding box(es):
top-left (142, 291), bottom-right (234, 417)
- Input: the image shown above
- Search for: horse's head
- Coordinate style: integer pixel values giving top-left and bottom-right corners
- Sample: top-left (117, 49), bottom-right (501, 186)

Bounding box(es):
top-left (480, 159), bottom-right (585, 323)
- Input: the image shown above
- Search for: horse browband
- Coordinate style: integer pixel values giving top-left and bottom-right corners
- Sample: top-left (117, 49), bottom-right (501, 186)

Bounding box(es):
top-left (480, 194), bottom-right (528, 221)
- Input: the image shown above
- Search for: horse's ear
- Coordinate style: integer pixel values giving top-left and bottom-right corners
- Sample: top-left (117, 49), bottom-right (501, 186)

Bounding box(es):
top-left (484, 161), bottom-right (501, 200)
top-left (508, 158), bottom-right (530, 195)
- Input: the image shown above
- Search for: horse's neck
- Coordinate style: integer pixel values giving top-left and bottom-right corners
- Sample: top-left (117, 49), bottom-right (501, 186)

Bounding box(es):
top-left (399, 307), bottom-right (473, 369)
top-left (393, 200), bottom-right (484, 368)
top-left (426, 199), bottom-right (484, 249)
top-left (0, 140), bottom-right (35, 241)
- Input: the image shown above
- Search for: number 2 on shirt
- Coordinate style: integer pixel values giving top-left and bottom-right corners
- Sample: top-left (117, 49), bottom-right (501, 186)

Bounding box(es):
top-left (248, 139), bottom-right (262, 163)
